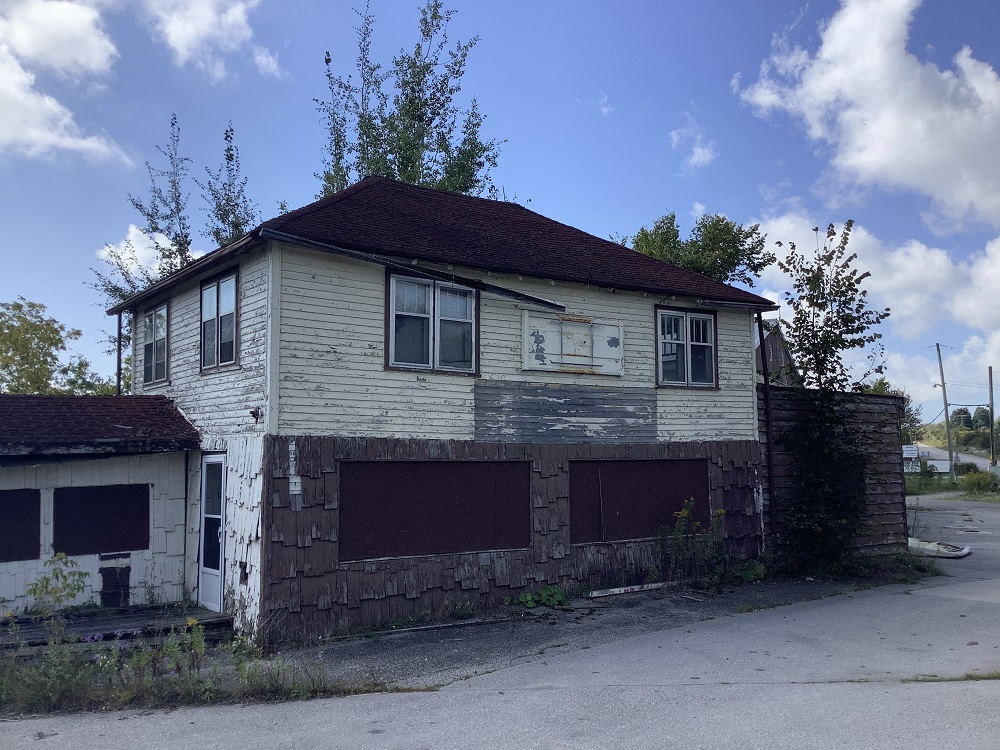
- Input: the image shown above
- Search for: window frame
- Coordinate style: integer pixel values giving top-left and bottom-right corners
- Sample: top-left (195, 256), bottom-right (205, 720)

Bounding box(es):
top-left (200, 270), bottom-right (239, 373)
top-left (385, 272), bottom-right (479, 376)
top-left (141, 302), bottom-right (169, 385)
top-left (654, 306), bottom-right (718, 388)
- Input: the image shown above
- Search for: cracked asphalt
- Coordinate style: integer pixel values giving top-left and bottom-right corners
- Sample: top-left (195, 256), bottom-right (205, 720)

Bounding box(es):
top-left (5, 491), bottom-right (1000, 749)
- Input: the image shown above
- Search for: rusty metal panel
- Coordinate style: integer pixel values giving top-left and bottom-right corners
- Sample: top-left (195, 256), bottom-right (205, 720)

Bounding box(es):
top-left (0, 488), bottom-right (40, 562)
top-left (338, 461), bottom-right (530, 561)
top-left (569, 460), bottom-right (709, 543)
top-left (53, 484), bottom-right (150, 556)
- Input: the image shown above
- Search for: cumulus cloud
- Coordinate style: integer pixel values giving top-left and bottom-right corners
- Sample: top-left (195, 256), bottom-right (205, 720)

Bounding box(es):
top-left (97, 224), bottom-right (167, 272)
top-left (737, 0), bottom-right (1000, 231)
top-left (0, 0), bottom-right (129, 161)
top-left (142, 0), bottom-right (280, 81)
top-left (669, 115), bottom-right (717, 174)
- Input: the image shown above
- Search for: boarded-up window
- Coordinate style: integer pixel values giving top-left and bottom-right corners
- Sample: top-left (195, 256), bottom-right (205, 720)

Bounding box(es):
top-left (0, 488), bottom-right (41, 562)
top-left (339, 461), bottom-right (530, 561)
top-left (570, 460), bottom-right (710, 544)
top-left (53, 484), bottom-right (150, 556)
top-left (524, 312), bottom-right (624, 375)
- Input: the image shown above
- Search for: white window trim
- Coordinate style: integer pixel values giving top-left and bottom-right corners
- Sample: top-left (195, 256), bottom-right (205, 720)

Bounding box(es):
top-left (388, 275), bottom-right (477, 373)
top-left (142, 302), bottom-right (168, 384)
top-left (656, 308), bottom-right (716, 387)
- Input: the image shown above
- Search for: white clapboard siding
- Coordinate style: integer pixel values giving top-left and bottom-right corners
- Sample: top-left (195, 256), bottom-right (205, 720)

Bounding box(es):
top-left (0, 453), bottom-right (190, 613)
top-left (276, 245), bottom-right (759, 441)
top-left (132, 249), bottom-right (270, 438)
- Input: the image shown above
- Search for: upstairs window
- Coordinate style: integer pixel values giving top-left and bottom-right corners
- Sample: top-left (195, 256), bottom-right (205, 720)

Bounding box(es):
top-left (142, 303), bottom-right (168, 384)
top-left (388, 275), bottom-right (476, 373)
top-left (656, 308), bottom-right (716, 387)
top-left (202, 273), bottom-right (237, 369)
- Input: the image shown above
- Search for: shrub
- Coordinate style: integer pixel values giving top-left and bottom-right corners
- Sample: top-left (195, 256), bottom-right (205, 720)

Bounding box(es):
top-left (960, 471), bottom-right (999, 495)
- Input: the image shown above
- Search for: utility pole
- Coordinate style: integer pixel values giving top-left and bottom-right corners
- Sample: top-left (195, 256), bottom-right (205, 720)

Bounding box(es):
top-left (937, 343), bottom-right (957, 484)
top-left (990, 366), bottom-right (996, 468)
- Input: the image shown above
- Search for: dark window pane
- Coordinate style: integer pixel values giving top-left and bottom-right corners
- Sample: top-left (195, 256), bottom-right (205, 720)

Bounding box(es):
top-left (202, 320), bottom-right (216, 368)
top-left (661, 343), bottom-right (685, 383)
top-left (204, 462), bottom-right (223, 516)
top-left (439, 319), bottom-right (473, 370)
top-left (53, 484), bottom-right (150, 556)
top-left (143, 342), bottom-right (154, 383)
top-left (691, 344), bottom-right (713, 384)
top-left (154, 338), bottom-right (166, 381)
top-left (219, 312), bottom-right (235, 364)
top-left (202, 516), bottom-right (221, 571)
top-left (394, 314), bottom-right (430, 365)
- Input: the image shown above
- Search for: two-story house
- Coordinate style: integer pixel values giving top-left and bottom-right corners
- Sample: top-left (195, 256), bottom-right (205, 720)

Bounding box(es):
top-left (42, 177), bottom-right (776, 640)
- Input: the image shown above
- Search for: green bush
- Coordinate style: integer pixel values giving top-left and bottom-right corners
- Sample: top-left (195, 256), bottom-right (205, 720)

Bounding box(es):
top-left (960, 471), bottom-right (1000, 495)
top-left (956, 461), bottom-right (981, 476)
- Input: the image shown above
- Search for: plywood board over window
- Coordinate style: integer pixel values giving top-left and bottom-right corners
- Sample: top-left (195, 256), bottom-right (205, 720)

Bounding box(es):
top-left (523, 312), bottom-right (624, 375)
top-left (53, 484), bottom-right (150, 556)
top-left (338, 461), bottom-right (530, 561)
top-left (0, 488), bottom-right (41, 563)
top-left (569, 460), bottom-right (710, 544)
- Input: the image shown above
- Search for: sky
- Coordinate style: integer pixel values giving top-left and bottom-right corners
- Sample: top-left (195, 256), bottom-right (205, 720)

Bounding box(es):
top-left (3, 0), bottom-right (1000, 424)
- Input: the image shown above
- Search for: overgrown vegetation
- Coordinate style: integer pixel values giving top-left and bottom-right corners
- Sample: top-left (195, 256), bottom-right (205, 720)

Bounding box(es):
top-left (771, 222), bottom-right (892, 574)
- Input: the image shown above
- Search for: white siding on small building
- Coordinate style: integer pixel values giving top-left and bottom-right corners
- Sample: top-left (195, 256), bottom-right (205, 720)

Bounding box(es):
top-left (0, 453), bottom-right (193, 613)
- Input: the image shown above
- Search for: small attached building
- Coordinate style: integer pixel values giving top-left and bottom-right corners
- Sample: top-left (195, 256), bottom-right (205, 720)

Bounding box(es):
top-left (0, 396), bottom-right (200, 612)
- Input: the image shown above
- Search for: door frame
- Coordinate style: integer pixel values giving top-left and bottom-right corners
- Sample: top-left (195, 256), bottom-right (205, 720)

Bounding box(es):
top-left (198, 453), bottom-right (227, 612)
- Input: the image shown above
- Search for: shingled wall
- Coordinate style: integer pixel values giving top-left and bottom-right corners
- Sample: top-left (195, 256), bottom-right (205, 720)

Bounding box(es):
top-left (757, 384), bottom-right (907, 556)
top-left (260, 436), bottom-right (762, 641)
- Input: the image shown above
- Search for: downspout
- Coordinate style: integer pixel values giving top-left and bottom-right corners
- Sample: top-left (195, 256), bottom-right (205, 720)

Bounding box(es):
top-left (116, 312), bottom-right (123, 396)
top-left (756, 312), bottom-right (776, 550)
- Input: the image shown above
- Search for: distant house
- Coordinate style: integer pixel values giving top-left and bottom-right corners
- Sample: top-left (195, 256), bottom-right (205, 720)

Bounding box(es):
top-left (754, 319), bottom-right (799, 386)
top-left (0, 396), bottom-right (199, 612)
top-left (4, 178), bottom-right (779, 640)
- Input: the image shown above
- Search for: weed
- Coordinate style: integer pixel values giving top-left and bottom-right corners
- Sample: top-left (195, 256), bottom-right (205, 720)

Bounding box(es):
top-left (511, 585), bottom-right (568, 609)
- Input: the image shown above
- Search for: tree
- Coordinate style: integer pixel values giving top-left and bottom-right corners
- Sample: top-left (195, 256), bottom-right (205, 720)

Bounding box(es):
top-left (972, 406), bottom-right (991, 430)
top-left (863, 377), bottom-right (925, 444)
top-left (632, 212), bottom-right (773, 287)
top-left (776, 221), bottom-right (891, 391)
top-left (950, 407), bottom-right (973, 430)
top-left (317, 0), bottom-right (501, 198)
top-left (197, 122), bottom-right (260, 248)
top-left (0, 298), bottom-right (113, 395)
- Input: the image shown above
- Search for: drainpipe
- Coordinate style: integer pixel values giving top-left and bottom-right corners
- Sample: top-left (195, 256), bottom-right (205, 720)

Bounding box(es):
top-left (756, 312), bottom-right (776, 549)
top-left (116, 312), bottom-right (123, 396)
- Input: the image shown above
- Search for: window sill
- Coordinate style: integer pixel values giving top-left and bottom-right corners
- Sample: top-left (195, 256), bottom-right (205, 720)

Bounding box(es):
top-left (200, 362), bottom-right (242, 376)
top-left (385, 364), bottom-right (480, 378)
top-left (655, 382), bottom-right (720, 391)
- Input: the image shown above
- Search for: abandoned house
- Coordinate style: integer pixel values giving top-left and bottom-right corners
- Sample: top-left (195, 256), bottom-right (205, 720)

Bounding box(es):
top-left (3, 177), bottom-right (783, 640)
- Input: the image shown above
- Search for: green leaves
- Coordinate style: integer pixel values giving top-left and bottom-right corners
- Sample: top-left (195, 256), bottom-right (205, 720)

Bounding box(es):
top-left (0, 298), bottom-right (113, 395)
top-left (316, 0), bottom-right (501, 198)
top-left (632, 212), bottom-right (774, 287)
top-left (777, 220), bottom-right (890, 392)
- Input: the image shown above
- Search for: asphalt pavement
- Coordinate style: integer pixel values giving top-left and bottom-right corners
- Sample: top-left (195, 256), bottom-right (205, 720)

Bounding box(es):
top-left (4, 493), bottom-right (1000, 749)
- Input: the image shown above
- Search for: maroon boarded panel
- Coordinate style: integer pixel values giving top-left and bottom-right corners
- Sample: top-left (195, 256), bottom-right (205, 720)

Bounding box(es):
top-left (338, 461), bottom-right (530, 561)
top-left (569, 460), bottom-right (710, 543)
top-left (568, 462), bottom-right (602, 544)
top-left (0, 488), bottom-right (41, 562)
top-left (53, 484), bottom-right (150, 556)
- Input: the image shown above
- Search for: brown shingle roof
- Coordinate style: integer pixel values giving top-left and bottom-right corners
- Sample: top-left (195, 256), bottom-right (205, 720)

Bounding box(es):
top-left (110, 177), bottom-right (776, 314)
top-left (261, 177), bottom-right (773, 306)
top-left (0, 395), bottom-right (200, 458)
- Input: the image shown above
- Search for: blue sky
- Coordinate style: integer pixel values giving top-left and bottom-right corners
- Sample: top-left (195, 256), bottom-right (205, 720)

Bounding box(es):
top-left (3, 0), bottom-right (1000, 423)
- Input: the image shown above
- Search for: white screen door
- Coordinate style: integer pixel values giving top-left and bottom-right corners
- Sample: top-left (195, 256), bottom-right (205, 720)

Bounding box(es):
top-left (199, 454), bottom-right (226, 611)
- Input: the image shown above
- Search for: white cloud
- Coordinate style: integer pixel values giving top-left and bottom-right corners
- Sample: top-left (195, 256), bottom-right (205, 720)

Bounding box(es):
top-left (0, 44), bottom-right (128, 161)
top-left (669, 115), bottom-right (717, 173)
top-left (252, 45), bottom-right (281, 78)
top-left (0, 0), bottom-right (117, 77)
top-left (0, 0), bottom-right (128, 161)
top-left (738, 0), bottom-right (1000, 231)
top-left (142, 0), bottom-right (279, 81)
top-left (690, 201), bottom-right (706, 220)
